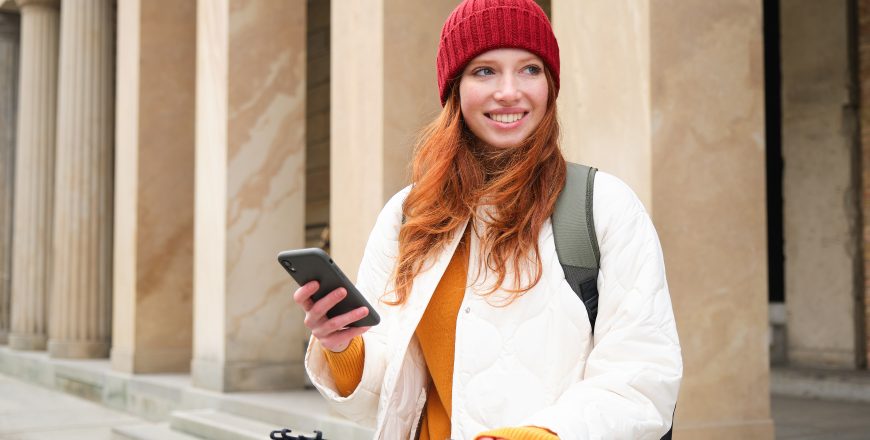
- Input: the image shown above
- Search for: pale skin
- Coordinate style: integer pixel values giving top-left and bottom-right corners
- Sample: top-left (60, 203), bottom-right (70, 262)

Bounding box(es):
top-left (459, 48), bottom-right (548, 150)
top-left (292, 280), bottom-right (370, 352)
top-left (292, 48), bottom-right (550, 440)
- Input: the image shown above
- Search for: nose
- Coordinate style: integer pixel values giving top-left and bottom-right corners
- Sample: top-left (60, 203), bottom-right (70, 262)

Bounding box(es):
top-left (493, 74), bottom-right (521, 103)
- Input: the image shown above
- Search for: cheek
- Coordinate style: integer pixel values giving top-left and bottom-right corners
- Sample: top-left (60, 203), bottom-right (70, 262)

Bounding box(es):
top-left (530, 81), bottom-right (549, 109)
top-left (459, 83), bottom-right (485, 115)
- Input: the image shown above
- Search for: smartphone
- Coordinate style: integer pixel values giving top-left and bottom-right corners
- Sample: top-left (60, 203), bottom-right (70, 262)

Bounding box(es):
top-left (277, 248), bottom-right (380, 327)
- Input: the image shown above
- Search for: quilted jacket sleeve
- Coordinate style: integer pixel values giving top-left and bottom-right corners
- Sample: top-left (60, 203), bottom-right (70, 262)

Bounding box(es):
top-left (304, 186), bottom-right (409, 428)
top-left (523, 172), bottom-right (683, 440)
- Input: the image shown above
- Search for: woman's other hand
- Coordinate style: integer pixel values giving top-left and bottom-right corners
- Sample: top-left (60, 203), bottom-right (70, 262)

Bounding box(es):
top-left (293, 280), bottom-right (371, 352)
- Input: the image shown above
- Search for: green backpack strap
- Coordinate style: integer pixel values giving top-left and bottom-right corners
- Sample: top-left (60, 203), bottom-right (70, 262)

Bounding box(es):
top-left (552, 163), bottom-right (600, 332)
top-left (553, 163), bottom-right (676, 439)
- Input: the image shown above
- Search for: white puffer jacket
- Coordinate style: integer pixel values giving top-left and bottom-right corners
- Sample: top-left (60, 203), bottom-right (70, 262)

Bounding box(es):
top-left (305, 171), bottom-right (682, 440)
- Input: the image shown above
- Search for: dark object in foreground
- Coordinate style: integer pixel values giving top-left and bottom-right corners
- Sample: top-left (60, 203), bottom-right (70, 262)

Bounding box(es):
top-left (269, 429), bottom-right (325, 440)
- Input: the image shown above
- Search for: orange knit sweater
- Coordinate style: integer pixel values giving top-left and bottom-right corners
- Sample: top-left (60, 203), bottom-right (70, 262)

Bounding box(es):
top-left (323, 237), bottom-right (557, 440)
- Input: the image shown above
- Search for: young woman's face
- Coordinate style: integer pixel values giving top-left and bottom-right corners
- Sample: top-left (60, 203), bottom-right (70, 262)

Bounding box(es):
top-left (459, 48), bottom-right (549, 149)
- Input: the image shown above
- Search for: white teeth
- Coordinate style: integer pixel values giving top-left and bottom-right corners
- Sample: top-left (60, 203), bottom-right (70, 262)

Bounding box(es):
top-left (488, 113), bottom-right (524, 123)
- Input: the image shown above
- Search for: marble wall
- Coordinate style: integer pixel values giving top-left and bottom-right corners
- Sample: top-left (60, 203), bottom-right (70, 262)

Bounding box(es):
top-left (781, 0), bottom-right (864, 369)
top-left (192, 0), bottom-right (307, 392)
top-left (112, 0), bottom-right (196, 373)
top-left (554, 0), bottom-right (773, 438)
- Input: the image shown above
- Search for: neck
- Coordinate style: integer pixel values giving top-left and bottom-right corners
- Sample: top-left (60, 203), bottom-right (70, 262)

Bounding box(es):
top-left (470, 138), bottom-right (519, 182)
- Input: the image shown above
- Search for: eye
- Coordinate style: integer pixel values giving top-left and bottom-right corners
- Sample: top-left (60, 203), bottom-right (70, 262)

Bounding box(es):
top-left (472, 67), bottom-right (495, 77)
top-left (523, 64), bottom-right (542, 75)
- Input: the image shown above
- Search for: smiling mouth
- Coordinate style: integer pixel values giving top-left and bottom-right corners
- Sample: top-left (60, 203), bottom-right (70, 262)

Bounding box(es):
top-left (486, 112), bottom-right (528, 124)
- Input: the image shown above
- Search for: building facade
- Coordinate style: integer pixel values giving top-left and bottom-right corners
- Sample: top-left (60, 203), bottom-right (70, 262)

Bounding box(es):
top-left (0, 0), bottom-right (868, 438)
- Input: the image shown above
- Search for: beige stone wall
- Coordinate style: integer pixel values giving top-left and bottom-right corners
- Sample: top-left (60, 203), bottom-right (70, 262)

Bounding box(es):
top-left (781, 0), bottom-right (864, 369)
top-left (555, 0), bottom-right (773, 438)
top-left (192, 0), bottom-right (307, 392)
top-left (554, 1), bottom-right (652, 207)
top-left (330, 0), bottom-right (456, 279)
top-left (650, 2), bottom-right (772, 437)
top-left (860, 0), bottom-right (870, 369)
top-left (112, 0), bottom-right (195, 373)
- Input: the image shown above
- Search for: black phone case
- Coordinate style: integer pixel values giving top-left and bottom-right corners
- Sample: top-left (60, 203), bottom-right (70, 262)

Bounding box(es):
top-left (277, 248), bottom-right (380, 327)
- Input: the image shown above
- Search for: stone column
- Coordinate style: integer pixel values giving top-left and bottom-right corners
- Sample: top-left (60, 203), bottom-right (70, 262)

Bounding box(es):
top-left (0, 12), bottom-right (19, 345)
top-left (861, 0), bottom-right (870, 369)
top-left (111, 0), bottom-right (195, 373)
top-left (330, 0), bottom-right (457, 279)
top-left (8, 0), bottom-right (59, 351)
top-left (554, 1), bottom-right (773, 438)
top-left (781, 0), bottom-right (863, 369)
top-left (191, 0), bottom-right (307, 392)
top-left (47, 0), bottom-right (114, 359)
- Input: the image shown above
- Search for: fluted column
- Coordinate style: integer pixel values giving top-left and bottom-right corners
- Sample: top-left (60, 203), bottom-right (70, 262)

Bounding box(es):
top-left (8, 0), bottom-right (59, 351)
top-left (48, 0), bottom-right (114, 358)
top-left (0, 12), bottom-right (20, 345)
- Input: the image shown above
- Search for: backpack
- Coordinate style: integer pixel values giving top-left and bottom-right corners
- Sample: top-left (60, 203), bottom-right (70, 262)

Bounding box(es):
top-left (552, 162), bottom-right (674, 440)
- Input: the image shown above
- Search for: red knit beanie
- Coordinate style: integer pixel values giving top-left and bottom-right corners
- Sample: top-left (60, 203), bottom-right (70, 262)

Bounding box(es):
top-left (436, 0), bottom-right (560, 106)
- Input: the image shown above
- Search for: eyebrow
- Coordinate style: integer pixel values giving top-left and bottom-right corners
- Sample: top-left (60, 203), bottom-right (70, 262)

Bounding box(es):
top-left (468, 56), bottom-right (541, 66)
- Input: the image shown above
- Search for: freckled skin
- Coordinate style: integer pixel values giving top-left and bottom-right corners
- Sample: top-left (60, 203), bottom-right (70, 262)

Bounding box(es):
top-left (459, 48), bottom-right (549, 149)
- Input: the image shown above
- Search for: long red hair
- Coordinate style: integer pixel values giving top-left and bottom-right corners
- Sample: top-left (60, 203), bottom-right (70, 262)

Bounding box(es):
top-left (389, 68), bottom-right (565, 305)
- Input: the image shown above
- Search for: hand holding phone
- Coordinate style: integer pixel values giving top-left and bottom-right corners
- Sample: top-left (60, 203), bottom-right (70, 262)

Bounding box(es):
top-left (292, 281), bottom-right (372, 352)
top-left (279, 248), bottom-right (379, 352)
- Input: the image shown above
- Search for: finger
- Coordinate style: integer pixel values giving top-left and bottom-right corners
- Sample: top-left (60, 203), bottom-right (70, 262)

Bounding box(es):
top-left (303, 312), bottom-right (327, 331)
top-left (345, 325), bottom-right (371, 338)
top-left (318, 326), bottom-right (371, 351)
top-left (292, 281), bottom-right (320, 309)
top-left (323, 306), bottom-right (369, 333)
top-left (308, 287), bottom-right (347, 321)
top-left (312, 307), bottom-right (366, 339)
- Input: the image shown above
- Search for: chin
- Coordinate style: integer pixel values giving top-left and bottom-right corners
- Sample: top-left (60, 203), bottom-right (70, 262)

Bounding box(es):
top-left (488, 137), bottom-right (526, 149)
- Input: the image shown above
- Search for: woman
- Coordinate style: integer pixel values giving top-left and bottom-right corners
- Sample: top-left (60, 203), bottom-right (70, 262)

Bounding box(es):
top-left (295, 1), bottom-right (682, 439)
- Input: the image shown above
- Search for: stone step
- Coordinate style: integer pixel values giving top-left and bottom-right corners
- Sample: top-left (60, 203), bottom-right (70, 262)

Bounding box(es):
top-left (204, 390), bottom-right (373, 439)
top-left (111, 422), bottom-right (204, 440)
top-left (171, 408), bottom-right (289, 440)
top-left (0, 346), bottom-right (372, 439)
top-left (771, 366), bottom-right (870, 403)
